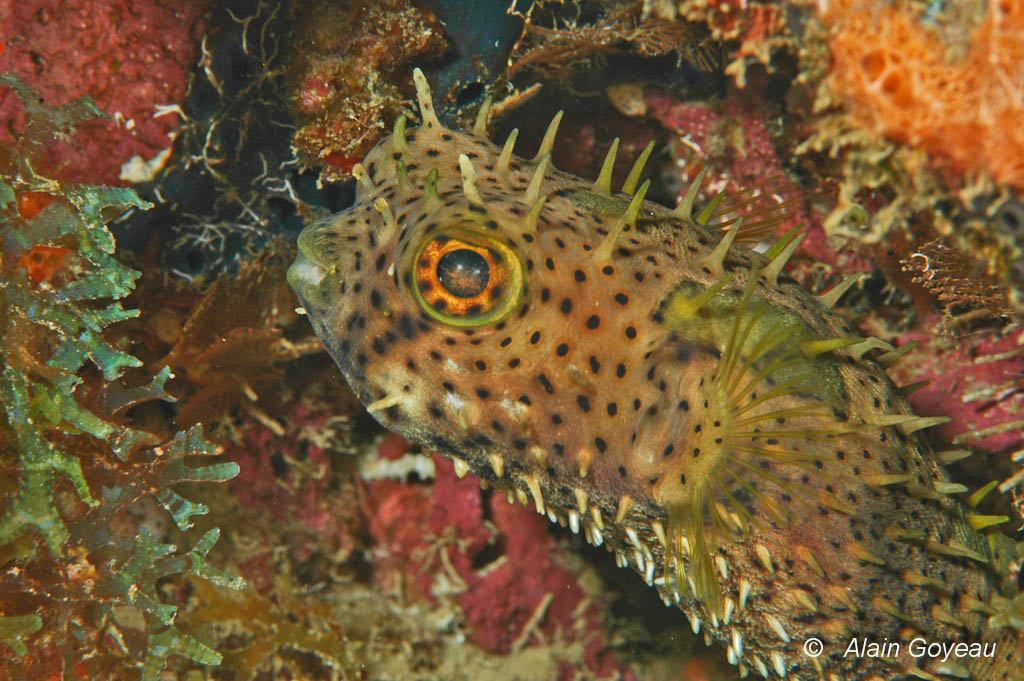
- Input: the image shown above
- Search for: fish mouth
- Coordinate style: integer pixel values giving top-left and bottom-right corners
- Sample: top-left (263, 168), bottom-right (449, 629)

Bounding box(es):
top-left (286, 249), bottom-right (328, 309)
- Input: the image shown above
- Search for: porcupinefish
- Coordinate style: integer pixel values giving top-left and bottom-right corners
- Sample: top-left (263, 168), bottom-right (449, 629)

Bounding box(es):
top-left (288, 69), bottom-right (1024, 680)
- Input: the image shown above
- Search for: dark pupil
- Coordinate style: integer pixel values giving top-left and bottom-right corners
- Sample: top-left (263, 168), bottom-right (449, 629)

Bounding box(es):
top-left (437, 249), bottom-right (490, 298)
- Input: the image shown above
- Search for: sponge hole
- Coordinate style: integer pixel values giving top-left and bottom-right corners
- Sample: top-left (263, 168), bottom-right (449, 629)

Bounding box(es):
top-left (881, 73), bottom-right (916, 109)
top-left (881, 73), bottom-right (902, 95)
top-left (861, 51), bottom-right (887, 81)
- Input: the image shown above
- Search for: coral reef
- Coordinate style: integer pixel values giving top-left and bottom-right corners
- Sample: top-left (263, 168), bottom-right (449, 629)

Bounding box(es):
top-left (883, 319), bottom-right (1024, 458)
top-left (508, 3), bottom-right (713, 81)
top-left (5, 1), bottom-right (1024, 680)
top-left (900, 239), bottom-right (1014, 332)
top-left (363, 454), bottom-right (637, 678)
top-left (641, 87), bottom-right (814, 253)
top-left (651, 0), bottom-right (788, 84)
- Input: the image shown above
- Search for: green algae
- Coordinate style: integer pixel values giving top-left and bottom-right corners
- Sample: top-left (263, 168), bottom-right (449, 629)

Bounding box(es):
top-left (0, 74), bottom-right (244, 680)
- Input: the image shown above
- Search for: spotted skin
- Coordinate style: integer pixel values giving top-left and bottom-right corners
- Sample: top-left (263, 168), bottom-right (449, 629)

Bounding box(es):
top-left (289, 70), bottom-right (1023, 680)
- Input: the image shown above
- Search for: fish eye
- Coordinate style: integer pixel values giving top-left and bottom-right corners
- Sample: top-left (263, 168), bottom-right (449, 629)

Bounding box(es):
top-left (437, 248), bottom-right (489, 298)
top-left (410, 230), bottom-right (524, 327)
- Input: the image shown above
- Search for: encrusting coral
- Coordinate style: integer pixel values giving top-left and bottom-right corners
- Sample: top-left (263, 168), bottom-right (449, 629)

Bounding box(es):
top-left (0, 0), bottom-right (206, 185)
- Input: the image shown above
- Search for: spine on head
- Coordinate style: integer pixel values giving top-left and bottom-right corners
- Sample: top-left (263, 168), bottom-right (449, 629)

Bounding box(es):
top-left (412, 68), bottom-right (441, 130)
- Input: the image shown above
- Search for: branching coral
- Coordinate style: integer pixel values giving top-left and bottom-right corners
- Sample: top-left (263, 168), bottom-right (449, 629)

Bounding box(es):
top-left (0, 75), bottom-right (243, 680)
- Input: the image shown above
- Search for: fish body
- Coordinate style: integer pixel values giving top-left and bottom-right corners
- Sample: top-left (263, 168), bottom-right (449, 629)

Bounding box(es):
top-left (289, 69), bottom-right (1023, 680)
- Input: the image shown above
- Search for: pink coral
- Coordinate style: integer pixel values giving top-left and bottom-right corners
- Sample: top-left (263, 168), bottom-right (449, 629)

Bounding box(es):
top-left (363, 455), bottom-right (634, 678)
top-left (644, 88), bottom-right (839, 269)
top-left (228, 402), bottom-right (359, 552)
top-left (892, 323), bottom-right (1024, 454)
top-left (0, 0), bottom-right (208, 184)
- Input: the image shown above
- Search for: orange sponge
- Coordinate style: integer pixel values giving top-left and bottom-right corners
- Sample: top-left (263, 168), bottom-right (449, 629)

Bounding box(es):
top-left (823, 0), bottom-right (1024, 188)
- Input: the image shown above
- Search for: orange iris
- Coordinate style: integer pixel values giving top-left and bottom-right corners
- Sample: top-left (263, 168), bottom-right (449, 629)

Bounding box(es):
top-left (408, 229), bottom-right (524, 328)
top-left (415, 236), bottom-right (503, 316)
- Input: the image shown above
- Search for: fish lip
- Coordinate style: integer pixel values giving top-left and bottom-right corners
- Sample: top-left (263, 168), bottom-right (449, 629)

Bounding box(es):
top-left (287, 249), bottom-right (328, 307)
